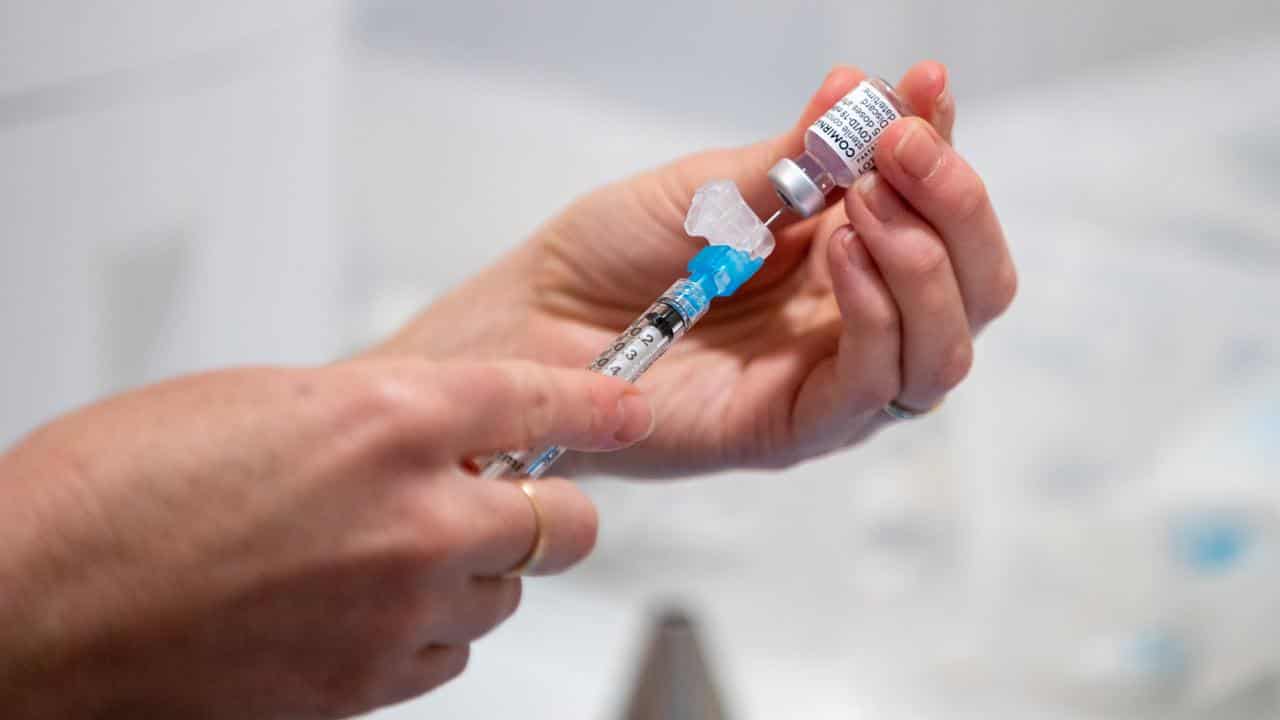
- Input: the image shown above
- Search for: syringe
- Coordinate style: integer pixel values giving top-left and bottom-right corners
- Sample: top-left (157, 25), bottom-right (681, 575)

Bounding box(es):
top-left (479, 233), bottom-right (775, 479)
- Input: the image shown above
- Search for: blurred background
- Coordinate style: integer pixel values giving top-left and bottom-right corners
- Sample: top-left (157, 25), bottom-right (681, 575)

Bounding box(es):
top-left (2, 1), bottom-right (1278, 718)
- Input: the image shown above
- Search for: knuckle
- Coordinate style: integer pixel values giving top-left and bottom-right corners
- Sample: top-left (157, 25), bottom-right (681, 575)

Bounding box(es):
top-left (382, 594), bottom-right (433, 645)
top-left (916, 279), bottom-right (954, 321)
top-left (417, 519), bottom-right (468, 571)
top-left (850, 371), bottom-right (901, 415)
top-left (865, 298), bottom-right (901, 337)
top-left (586, 378), bottom-right (624, 438)
top-left (565, 498), bottom-right (600, 566)
top-left (991, 261), bottom-right (1019, 315)
top-left (469, 580), bottom-right (522, 636)
top-left (437, 644), bottom-right (471, 684)
top-left (348, 367), bottom-right (446, 449)
top-left (865, 374), bottom-right (903, 411)
top-left (499, 578), bottom-right (523, 623)
top-left (516, 368), bottom-right (557, 449)
top-left (901, 239), bottom-right (949, 279)
top-left (400, 491), bottom-right (470, 570)
top-left (969, 261), bottom-right (1018, 328)
top-left (949, 171), bottom-right (989, 225)
top-left (372, 564), bottom-right (432, 624)
top-left (415, 644), bottom-right (473, 695)
top-left (934, 340), bottom-right (974, 391)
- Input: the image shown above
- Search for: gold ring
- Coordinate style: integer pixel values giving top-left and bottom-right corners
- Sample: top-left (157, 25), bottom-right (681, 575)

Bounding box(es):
top-left (502, 481), bottom-right (548, 578)
top-left (883, 397), bottom-right (943, 420)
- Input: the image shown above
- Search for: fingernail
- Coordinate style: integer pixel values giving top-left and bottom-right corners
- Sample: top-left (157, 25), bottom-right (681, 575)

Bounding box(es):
top-left (614, 390), bottom-right (654, 444)
top-left (854, 171), bottom-right (898, 222)
top-left (819, 65), bottom-right (853, 95)
top-left (819, 66), bottom-right (840, 91)
top-left (894, 120), bottom-right (943, 180)
top-left (833, 225), bottom-right (860, 266)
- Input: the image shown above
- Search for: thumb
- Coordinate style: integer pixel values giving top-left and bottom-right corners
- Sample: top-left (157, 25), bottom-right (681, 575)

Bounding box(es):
top-left (433, 361), bottom-right (655, 457)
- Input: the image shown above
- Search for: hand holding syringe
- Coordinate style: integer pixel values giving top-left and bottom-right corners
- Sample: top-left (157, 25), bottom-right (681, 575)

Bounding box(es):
top-left (481, 190), bottom-right (780, 479)
top-left (482, 78), bottom-right (912, 479)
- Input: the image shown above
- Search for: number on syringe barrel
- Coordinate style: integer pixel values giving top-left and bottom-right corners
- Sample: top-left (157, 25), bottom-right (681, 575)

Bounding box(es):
top-left (592, 323), bottom-right (640, 370)
top-left (590, 320), bottom-right (667, 382)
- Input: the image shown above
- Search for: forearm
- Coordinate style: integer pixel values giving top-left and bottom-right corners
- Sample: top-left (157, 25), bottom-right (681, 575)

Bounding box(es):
top-left (0, 441), bottom-right (111, 718)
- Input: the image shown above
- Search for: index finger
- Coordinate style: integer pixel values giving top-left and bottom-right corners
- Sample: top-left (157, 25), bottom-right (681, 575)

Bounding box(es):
top-left (430, 361), bottom-right (655, 458)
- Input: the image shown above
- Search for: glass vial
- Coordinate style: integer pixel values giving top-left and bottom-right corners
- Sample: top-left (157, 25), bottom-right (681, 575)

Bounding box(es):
top-left (768, 77), bottom-right (913, 217)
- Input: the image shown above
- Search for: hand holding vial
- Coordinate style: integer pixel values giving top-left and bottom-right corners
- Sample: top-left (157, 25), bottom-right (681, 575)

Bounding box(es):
top-left (374, 61), bottom-right (1017, 477)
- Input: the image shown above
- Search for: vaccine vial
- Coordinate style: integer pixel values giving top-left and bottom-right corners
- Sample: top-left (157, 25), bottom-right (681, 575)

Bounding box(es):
top-left (768, 77), bottom-right (914, 218)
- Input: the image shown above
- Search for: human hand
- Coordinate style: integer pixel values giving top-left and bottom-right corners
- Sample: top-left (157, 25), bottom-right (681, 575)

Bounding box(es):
top-left (376, 61), bottom-right (1015, 477)
top-left (0, 358), bottom-right (652, 718)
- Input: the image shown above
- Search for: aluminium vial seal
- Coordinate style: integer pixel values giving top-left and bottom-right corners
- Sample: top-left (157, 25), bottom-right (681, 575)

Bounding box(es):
top-left (767, 157), bottom-right (826, 218)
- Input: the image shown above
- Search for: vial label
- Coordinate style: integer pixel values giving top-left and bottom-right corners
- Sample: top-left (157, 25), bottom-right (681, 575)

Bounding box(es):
top-left (811, 81), bottom-right (902, 177)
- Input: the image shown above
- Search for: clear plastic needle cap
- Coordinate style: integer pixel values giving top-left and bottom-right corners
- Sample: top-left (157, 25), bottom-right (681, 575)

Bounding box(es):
top-left (684, 180), bottom-right (776, 260)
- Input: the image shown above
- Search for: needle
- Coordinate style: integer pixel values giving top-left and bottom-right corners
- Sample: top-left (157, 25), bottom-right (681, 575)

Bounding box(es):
top-left (762, 209), bottom-right (783, 227)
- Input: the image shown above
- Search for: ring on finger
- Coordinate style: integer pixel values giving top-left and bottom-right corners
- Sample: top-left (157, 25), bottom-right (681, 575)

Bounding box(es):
top-left (502, 481), bottom-right (548, 578)
top-left (883, 397), bottom-right (943, 421)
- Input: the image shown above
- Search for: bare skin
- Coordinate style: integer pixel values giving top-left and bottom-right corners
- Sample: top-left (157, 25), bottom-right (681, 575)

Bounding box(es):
top-left (374, 61), bottom-right (1016, 476)
top-left (0, 61), bottom-right (1013, 717)
top-left (0, 359), bottom-right (651, 718)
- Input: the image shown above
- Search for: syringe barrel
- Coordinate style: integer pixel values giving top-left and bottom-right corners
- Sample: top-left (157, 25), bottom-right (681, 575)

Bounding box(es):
top-left (480, 279), bottom-right (710, 479)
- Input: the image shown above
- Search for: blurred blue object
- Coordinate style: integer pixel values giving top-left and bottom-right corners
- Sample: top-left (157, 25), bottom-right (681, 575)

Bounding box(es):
top-left (1175, 513), bottom-right (1254, 574)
